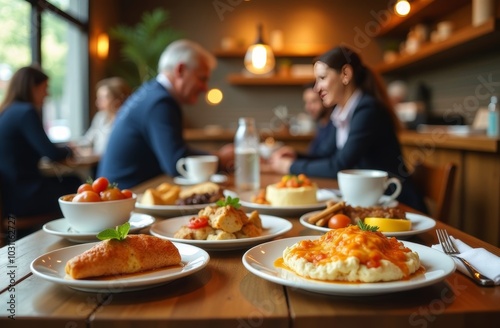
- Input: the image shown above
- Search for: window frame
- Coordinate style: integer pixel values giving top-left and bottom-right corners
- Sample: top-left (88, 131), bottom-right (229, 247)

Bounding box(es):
top-left (26, 0), bottom-right (88, 65)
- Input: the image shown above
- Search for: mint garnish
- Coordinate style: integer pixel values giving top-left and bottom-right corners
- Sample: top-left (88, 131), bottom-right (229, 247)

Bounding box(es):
top-left (97, 222), bottom-right (130, 241)
top-left (216, 196), bottom-right (241, 209)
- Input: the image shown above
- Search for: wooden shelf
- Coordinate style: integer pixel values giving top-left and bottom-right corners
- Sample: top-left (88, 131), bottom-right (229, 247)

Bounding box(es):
top-left (377, 0), bottom-right (469, 37)
top-left (227, 73), bottom-right (314, 86)
top-left (217, 45), bottom-right (327, 85)
top-left (214, 45), bottom-right (329, 58)
top-left (374, 18), bottom-right (500, 74)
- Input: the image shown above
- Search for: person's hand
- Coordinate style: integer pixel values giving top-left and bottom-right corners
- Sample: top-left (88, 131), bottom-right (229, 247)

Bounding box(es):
top-left (266, 145), bottom-right (296, 174)
top-left (216, 143), bottom-right (235, 173)
top-left (271, 145), bottom-right (297, 159)
top-left (268, 155), bottom-right (293, 175)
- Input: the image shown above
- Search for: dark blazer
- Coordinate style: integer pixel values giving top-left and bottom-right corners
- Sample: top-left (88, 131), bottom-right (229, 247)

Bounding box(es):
top-left (307, 120), bottom-right (336, 157)
top-left (0, 101), bottom-right (80, 217)
top-left (290, 93), bottom-right (427, 213)
top-left (98, 79), bottom-right (207, 189)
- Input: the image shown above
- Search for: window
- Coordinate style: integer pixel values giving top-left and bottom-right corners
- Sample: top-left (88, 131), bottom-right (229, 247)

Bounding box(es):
top-left (0, 0), bottom-right (31, 99)
top-left (0, 0), bottom-right (88, 142)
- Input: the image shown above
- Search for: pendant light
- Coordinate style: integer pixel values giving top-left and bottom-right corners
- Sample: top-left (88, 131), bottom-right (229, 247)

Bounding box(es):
top-left (244, 24), bottom-right (275, 75)
top-left (394, 0), bottom-right (411, 17)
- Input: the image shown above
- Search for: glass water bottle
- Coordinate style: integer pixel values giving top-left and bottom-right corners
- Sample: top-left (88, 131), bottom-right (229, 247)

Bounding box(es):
top-left (234, 117), bottom-right (260, 192)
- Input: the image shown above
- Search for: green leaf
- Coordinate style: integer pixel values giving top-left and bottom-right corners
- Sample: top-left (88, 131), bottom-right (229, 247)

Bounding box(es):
top-left (216, 196), bottom-right (241, 209)
top-left (357, 220), bottom-right (379, 232)
top-left (97, 222), bottom-right (131, 241)
top-left (109, 8), bottom-right (183, 85)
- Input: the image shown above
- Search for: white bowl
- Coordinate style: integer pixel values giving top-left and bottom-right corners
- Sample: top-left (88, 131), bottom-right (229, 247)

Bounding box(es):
top-left (58, 194), bottom-right (136, 233)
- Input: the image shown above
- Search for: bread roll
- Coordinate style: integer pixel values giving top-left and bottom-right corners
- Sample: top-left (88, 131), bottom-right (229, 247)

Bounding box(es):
top-left (179, 182), bottom-right (221, 199)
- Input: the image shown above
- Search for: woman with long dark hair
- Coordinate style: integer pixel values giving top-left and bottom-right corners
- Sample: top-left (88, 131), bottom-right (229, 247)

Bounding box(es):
top-left (0, 65), bottom-right (82, 219)
top-left (269, 46), bottom-right (426, 212)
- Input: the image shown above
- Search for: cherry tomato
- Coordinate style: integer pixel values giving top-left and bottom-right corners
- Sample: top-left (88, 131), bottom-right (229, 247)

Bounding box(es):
top-left (92, 177), bottom-right (109, 193)
top-left (100, 187), bottom-right (126, 201)
top-left (187, 216), bottom-right (209, 229)
top-left (121, 189), bottom-right (133, 199)
top-left (328, 214), bottom-right (352, 229)
top-left (77, 183), bottom-right (93, 194)
top-left (72, 190), bottom-right (101, 202)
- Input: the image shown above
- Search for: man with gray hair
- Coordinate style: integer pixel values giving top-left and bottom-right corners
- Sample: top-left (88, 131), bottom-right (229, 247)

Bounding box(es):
top-left (98, 39), bottom-right (231, 188)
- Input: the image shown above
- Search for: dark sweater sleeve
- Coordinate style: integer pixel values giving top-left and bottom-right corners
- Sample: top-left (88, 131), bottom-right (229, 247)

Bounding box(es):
top-left (144, 98), bottom-right (208, 176)
top-left (21, 107), bottom-right (71, 160)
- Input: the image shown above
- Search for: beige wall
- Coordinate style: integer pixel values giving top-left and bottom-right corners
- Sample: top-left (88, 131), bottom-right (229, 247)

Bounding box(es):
top-left (89, 0), bottom-right (389, 129)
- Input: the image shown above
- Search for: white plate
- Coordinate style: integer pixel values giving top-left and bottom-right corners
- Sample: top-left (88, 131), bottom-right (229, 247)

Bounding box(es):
top-left (299, 212), bottom-right (436, 238)
top-left (43, 213), bottom-right (156, 243)
top-left (135, 195), bottom-right (212, 217)
top-left (242, 237), bottom-right (455, 296)
top-left (227, 189), bottom-right (337, 217)
top-left (150, 214), bottom-right (293, 250)
top-left (30, 242), bottom-right (209, 293)
top-left (173, 174), bottom-right (228, 185)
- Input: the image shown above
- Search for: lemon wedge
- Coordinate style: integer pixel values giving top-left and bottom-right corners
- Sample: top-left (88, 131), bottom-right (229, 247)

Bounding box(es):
top-left (364, 217), bottom-right (412, 232)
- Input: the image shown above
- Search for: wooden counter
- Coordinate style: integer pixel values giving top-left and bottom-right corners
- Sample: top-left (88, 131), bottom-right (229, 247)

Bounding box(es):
top-left (399, 130), bottom-right (500, 246)
top-left (184, 128), bottom-right (314, 153)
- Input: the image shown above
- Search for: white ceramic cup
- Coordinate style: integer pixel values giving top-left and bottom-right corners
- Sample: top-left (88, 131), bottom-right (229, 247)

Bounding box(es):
top-left (176, 155), bottom-right (218, 182)
top-left (337, 169), bottom-right (402, 207)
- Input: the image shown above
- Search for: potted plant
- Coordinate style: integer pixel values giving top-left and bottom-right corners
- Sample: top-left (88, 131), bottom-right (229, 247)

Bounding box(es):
top-left (110, 8), bottom-right (183, 87)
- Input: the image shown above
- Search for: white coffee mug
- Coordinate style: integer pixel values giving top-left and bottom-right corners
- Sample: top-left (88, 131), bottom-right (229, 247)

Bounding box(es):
top-left (337, 169), bottom-right (402, 207)
top-left (176, 155), bottom-right (218, 182)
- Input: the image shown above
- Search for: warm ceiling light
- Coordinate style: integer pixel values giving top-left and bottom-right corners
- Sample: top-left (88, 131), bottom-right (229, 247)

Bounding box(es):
top-left (206, 88), bottom-right (223, 105)
top-left (97, 33), bottom-right (109, 59)
top-left (244, 24), bottom-right (275, 75)
top-left (395, 0), bottom-right (411, 17)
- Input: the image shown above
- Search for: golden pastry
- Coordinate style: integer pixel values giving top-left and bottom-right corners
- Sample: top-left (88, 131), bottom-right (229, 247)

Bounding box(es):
top-left (65, 234), bottom-right (181, 279)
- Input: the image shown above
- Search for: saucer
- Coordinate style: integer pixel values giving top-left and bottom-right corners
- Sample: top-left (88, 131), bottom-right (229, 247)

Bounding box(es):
top-left (330, 190), bottom-right (399, 207)
top-left (173, 174), bottom-right (228, 185)
top-left (210, 174), bottom-right (228, 184)
top-left (42, 212), bottom-right (155, 243)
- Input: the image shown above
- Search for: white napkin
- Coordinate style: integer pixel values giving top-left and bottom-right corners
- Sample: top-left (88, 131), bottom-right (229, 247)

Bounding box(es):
top-left (432, 236), bottom-right (500, 285)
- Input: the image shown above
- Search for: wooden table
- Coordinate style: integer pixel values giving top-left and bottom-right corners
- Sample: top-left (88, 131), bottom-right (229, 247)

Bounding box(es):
top-left (39, 154), bottom-right (100, 181)
top-left (1, 173), bottom-right (499, 327)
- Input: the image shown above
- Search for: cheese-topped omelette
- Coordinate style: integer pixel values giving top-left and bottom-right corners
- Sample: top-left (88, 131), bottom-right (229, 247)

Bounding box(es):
top-left (282, 225), bottom-right (420, 282)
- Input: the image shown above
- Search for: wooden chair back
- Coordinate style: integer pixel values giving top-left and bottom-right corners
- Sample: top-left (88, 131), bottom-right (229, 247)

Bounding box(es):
top-left (412, 161), bottom-right (457, 224)
top-left (0, 183), bottom-right (59, 246)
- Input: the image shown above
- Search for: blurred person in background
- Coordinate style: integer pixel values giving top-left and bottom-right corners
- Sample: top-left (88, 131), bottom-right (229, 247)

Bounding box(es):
top-left (269, 46), bottom-right (426, 212)
top-left (275, 82), bottom-right (335, 160)
top-left (0, 65), bottom-right (82, 218)
top-left (303, 81), bottom-right (335, 156)
top-left (98, 39), bottom-right (233, 188)
top-left (79, 77), bottom-right (132, 156)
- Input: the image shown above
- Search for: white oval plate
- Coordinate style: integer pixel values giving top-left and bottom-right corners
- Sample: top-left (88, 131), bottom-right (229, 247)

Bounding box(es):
top-left (150, 214), bottom-right (293, 251)
top-left (242, 237), bottom-right (455, 296)
top-left (135, 196), bottom-right (212, 217)
top-left (299, 212), bottom-right (436, 238)
top-left (43, 213), bottom-right (156, 243)
top-left (30, 242), bottom-right (209, 293)
top-left (226, 189), bottom-right (337, 217)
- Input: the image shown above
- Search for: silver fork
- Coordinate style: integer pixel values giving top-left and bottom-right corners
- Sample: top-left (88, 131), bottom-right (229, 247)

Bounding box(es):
top-left (436, 229), bottom-right (495, 286)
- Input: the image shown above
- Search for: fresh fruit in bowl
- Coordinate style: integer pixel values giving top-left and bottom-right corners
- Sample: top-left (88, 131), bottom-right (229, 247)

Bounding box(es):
top-left (58, 177), bottom-right (136, 233)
